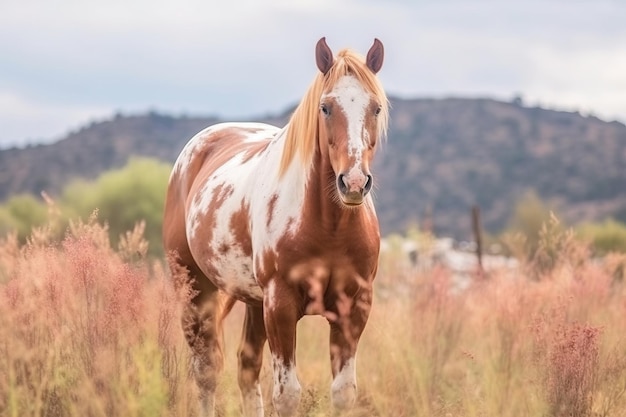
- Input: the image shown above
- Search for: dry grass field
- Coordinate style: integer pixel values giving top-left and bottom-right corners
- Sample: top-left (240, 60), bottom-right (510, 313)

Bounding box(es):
top-left (2, 214), bottom-right (626, 416)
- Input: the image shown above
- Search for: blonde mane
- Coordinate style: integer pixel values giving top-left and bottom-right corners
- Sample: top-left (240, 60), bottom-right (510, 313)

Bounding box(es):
top-left (278, 48), bottom-right (389, 177)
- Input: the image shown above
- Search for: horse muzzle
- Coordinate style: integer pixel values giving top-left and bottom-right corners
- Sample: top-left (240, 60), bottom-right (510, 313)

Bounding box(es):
top-left (337, 172), bottom-right (373, 206)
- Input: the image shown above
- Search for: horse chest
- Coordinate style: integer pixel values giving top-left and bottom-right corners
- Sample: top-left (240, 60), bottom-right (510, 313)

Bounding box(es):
top-left (268, 231), bottom-right (379, 283)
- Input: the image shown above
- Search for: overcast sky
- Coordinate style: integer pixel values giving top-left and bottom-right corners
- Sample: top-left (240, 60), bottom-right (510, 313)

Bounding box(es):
top-left (1, 0), bottom-right (624, 148)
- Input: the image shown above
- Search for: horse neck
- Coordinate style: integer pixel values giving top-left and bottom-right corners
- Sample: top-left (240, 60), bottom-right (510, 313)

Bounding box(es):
top-left (305, 145), bottom-right (371, 232)
top-left (270, 123), bottom-right (373, 233)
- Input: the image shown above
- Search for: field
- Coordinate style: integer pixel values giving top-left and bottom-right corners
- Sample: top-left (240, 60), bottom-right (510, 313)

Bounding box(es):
top-left (2, 215), bottom-right (626, 417)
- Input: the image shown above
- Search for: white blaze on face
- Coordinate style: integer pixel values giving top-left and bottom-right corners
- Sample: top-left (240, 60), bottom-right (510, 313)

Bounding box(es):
top-left (323, 75), bottom-right (371, 169)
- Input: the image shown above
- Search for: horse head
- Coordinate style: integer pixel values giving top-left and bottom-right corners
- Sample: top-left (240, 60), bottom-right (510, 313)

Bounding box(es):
top-left (315, 37), bottom-right (388, 207)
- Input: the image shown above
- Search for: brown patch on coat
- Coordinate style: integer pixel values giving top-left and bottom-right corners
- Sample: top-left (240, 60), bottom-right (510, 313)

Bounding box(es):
top-left (218, 242), bottom-right (230, 254)
top-left (229, 202), bottom-right (252, 257)
top-left (242, 140), bottom-right (272, 163)
top-left (256, 249), bottom-right (278, 287)
top-left (188, 127), bottom-right (274, 186)
top-left (266, 194), bottom-right (279, 228)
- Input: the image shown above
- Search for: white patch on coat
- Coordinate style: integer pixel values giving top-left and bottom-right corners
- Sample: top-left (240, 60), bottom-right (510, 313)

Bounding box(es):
top-left (171, 133), bottom-right (201, 177)
top-left (271, 354), bottom-right (301, 417)
top-left (330, 356), bottom-right (357, 410)
top-left (249, 127), bottom-right (310, 278)
top-left (241, 123), bottom-right (279, 143)
top-left (265, 279), bottom-right (277, 311)
top-left (171, 124), bottom-right (220, 177)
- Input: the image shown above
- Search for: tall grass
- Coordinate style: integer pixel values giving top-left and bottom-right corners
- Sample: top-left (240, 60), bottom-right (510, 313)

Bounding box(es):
top-left (2, 213), bottom-right (626, 416)
top-left (0, 214), bottom-right (197, 417)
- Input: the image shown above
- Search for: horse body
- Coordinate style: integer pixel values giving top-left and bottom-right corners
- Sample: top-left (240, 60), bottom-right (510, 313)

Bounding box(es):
top-left (167, 122), bottom-right (280, 302)
top-left (163, 38), bottom-right (388, 417)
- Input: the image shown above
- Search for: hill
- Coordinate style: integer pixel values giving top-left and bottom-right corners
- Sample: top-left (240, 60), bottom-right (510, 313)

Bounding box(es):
top-left (1, 97), bottom-right (625, 239)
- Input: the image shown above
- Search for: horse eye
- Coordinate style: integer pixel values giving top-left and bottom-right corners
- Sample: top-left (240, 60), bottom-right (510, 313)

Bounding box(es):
top-left (320, 104), bottom-right (330, 116)
top-left (374, 106), bottom-right (382, 116)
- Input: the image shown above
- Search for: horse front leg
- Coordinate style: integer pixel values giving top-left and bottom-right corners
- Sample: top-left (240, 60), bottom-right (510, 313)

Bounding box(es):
top-left (263, 279), bottom-right (303, 417)
top-left (328, 288), bottom-right (373, 411)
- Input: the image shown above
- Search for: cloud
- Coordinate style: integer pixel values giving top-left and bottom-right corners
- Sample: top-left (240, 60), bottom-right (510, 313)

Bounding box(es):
top-left (0, 0), bottom-right (625, 146)
top-left (521, 42), bottom-right (626, 118)
top-left (0, 91), bottom-right (110, 147)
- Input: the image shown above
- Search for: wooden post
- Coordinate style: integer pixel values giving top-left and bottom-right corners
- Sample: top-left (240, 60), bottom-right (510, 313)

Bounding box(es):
top-left (472, 205), bottom-right (484, 278)
top-left (423, 204), bottom-right (433, 235)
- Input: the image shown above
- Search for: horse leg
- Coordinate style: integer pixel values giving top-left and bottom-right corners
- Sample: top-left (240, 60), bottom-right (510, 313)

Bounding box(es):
top-left (263, 280), bottom-right (302, 417)
top-left (328, 289), bottom-right (373, 411)
top-left (238, 304), bottom-right (267, 417)
top-left (181, 269), bottom-right (224, 417)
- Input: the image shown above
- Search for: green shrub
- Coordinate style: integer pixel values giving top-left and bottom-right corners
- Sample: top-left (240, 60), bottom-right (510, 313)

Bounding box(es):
top-left (577, 219), bottom-right (626, 255)
top-left (61, 157), bottom-right (171, 256)
top-left (0, 194), bottom-right (48, 240)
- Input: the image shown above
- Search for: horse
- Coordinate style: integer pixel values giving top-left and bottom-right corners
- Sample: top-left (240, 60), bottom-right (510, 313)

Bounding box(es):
top-left (162, 37), bottom-right (389, 417)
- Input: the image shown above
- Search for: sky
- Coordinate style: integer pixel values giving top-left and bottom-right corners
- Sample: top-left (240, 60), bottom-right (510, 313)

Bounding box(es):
top-left (1, 0), bottom-right (624, 148)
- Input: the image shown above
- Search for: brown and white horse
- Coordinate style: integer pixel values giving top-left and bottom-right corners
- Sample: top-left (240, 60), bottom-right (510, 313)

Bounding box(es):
top-left (163, 37), bottom-right (388, 417)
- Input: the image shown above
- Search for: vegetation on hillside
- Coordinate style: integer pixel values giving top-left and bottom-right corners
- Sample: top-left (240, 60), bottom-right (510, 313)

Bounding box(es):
top-left (577, 219), bottom-right (626, 255)
top-left (2, 156), bottom-right (626, 258)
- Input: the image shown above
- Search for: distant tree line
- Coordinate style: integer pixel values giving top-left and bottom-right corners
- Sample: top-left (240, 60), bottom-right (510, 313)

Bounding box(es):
top-left (0, 158), bottom-right (171, 256)
top-left (1, 158), bottom-right (626, 258)
top-left (495, 190), bottom-right (626, 257)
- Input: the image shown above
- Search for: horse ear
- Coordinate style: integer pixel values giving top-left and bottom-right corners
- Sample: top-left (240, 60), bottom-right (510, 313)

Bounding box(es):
top-left (315, 37), bottom-right (334, 75)
top-left (366, 38), bottom-right (384, 74)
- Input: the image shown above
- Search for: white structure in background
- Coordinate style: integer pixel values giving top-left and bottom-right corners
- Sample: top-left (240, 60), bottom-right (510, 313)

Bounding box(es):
top-left (380, 236), bottom-right (519, 290)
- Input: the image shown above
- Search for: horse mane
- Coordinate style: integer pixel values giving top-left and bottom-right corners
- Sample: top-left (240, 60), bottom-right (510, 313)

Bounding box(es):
top-left (278, 48), bottom-right (389, 178)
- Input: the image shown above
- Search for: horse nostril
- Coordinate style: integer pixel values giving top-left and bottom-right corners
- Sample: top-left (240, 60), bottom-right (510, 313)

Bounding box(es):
top-left (363, 174), bottom-right (373, 194)
top-left (337, 174), bottom-right (348, 195)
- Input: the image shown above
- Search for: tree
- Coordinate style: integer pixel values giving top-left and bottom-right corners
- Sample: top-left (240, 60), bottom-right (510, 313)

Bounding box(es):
top-left (577, 219), bottom-right (626, 255)
top-left (499, 189), bottom-right (565, 266)
top-left (506, 190), bottom-right (559, 245)
top-left (0, 194), bottom-right (48, 241)
top-left (61, 158), bottom-right (171, 256)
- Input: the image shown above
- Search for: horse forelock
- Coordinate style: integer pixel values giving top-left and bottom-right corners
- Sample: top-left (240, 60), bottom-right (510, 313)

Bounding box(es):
top-left (330, 49), bottom-right (389, 140)
top-left (278, 48), bottom-right (388, 178)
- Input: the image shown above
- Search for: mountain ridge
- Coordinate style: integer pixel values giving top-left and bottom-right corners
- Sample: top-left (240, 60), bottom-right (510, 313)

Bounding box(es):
top-left (1, 96), bottom-right (625, 239)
